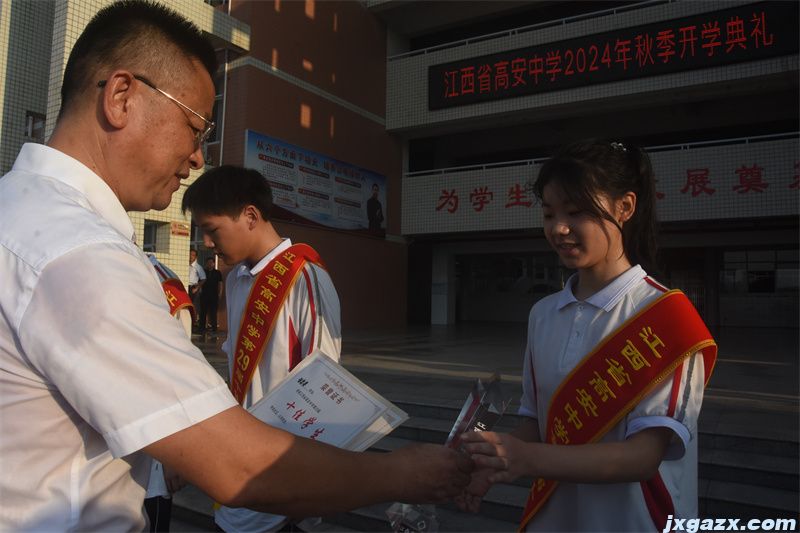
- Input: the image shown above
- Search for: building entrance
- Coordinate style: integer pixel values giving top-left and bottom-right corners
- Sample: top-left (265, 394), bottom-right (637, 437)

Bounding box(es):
top-left (456, 252), bottom-right (564, 323)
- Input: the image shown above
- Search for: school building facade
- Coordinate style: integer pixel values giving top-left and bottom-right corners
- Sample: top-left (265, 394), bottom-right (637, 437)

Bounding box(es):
top-left (0, 0), bottom-right (797, 330)
top-left (379, 0), bottom-right (799, 330)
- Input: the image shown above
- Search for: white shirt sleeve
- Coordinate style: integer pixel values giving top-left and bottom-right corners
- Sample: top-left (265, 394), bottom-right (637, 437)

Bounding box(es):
top-left (177, 308), bottom-right (193, 338)
top-left (18, 243), bottom-right (237, 458)
top-left (221, 269), bottom-right (236, 363)
top-left (625, 353), bottom-right (706, 460)
top-left (197, 264), bottom-right (206, 282)
top-left (518, 322), bottom-right (538, 420)
top-left (291, 264), bottom-right (342, 362)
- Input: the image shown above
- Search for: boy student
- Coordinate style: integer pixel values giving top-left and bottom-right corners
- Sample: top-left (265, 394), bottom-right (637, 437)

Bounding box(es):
top-left (0, 2), bottom-right (469, 530)
top-left (182, 165), bottom-right (342, 532)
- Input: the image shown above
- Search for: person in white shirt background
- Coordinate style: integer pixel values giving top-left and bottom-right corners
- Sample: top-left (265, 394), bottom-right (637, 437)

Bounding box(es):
top-left (189, 248), bottom-right (206, 330)
top-left (0, 1), bottom-right (471, 531)
top-left (199, 257), bottom-right (223, 333)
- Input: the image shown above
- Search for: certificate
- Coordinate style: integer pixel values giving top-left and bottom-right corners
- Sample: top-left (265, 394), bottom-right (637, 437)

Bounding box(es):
top-left (248, 350), bottom-right (407, 451)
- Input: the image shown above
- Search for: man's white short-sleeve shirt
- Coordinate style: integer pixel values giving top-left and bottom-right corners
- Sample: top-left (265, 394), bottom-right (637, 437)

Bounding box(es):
top-left (520, 265), bottom-right (707, 532)
top-left (0, 144), bottom-right (237, 531)
top-left (189, 259), bottom-right (206, 285)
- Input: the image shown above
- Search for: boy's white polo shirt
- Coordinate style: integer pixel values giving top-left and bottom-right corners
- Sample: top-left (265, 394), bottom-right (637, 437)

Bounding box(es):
top-left (217, 238), bottom-right (341, 533)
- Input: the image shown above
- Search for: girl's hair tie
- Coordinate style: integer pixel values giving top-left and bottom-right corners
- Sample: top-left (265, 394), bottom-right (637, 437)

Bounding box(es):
top-left (610, 141), bottom-right (626, 152)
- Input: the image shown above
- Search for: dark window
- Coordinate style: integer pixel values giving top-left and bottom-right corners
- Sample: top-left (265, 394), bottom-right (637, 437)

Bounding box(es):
top-left (721, 249), bottom-right (798, 294)
top-left (25, 112), bottom-right (46, 143)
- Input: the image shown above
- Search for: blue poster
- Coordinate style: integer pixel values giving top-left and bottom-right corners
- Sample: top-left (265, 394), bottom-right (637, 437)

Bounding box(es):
top-left (244, 130), bottom-right (386, 235)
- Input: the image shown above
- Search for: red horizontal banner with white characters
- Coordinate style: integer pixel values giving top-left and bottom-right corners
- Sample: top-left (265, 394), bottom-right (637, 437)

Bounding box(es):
top-left (429, 1), bottom-right (798, 110)
top-left (401, 138), bottom-right (799, 235)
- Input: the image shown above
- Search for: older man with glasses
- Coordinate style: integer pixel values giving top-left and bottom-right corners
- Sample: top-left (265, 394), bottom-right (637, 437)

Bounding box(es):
top-left (0, 1), bottom-right (471, 531)
top-left (98, 74), bottom-right (216, 147)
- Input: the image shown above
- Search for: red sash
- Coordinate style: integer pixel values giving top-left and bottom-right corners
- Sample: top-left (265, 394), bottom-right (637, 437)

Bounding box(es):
top-left (161, 278), bottom-right (194, 320)
top-left (149, 256), bottom-right (195, 321)
top-left (230, 243), bottom-right (323, 405)
top-left (519, 290), bottom-right (717, 530)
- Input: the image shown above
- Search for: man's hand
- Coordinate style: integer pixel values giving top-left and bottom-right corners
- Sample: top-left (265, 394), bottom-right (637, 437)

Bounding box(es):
top-left (454, 467), bottom-right (493, 513)
top-left (147, 407), bottom-right (473, 515)
top-left (391, 443), bottom-right (473, 503)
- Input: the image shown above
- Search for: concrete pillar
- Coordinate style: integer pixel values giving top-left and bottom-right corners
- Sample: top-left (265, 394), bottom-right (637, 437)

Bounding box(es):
top-left (431, 247), bottom-right (456, 325)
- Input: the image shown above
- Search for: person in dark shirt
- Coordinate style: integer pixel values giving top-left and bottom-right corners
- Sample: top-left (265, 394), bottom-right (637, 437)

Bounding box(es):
top-left (366, 183), bottom-right (384, 231)
top-left (199, 257), bottom-right (223, 332)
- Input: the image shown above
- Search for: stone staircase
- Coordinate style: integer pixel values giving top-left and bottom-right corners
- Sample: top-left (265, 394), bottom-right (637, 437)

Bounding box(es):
top-left (170, 366), bottom-right (798, 532)
top-left (173, 375), bottom-right (800, 532)
top-left (696, 398), bottom-right (799, 519)
top-left (321, 377), bottom-right (799, 531)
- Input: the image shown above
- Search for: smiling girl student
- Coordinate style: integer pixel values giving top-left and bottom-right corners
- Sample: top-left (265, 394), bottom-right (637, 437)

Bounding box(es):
top-left (459, 140), bottom-right (717, 532)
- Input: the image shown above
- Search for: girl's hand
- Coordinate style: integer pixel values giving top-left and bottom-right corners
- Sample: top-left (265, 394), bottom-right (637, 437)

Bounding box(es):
top-left (463, 426), bottom-right (674, 485)
top-left (459, 431), bottom-right (530, 484)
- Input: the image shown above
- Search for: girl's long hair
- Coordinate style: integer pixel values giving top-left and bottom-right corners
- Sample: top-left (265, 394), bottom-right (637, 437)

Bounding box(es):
top-left (532, 139), bottom-right (659, 274)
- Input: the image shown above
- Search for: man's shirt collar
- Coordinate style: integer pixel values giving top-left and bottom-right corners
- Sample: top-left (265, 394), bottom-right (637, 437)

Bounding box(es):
top-left (13, 143), bottom-right (135, 241)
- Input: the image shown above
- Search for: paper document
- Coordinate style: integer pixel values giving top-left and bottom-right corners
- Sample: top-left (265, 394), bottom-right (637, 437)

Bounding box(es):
top-left (248, 350), bottom-right (407, 451)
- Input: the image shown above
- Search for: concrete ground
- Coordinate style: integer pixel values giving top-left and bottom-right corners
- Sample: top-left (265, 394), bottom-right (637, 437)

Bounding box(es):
top-left (194, 323), bottom-right (799, 409)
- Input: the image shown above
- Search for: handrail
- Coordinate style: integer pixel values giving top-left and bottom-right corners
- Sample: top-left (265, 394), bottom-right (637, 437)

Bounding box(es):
top-left (645, 132), bottom-right (799, 152)
top-left (387, 0), bottom-right (671, 61)
top-left (404, 132), bottom-right (799, 178)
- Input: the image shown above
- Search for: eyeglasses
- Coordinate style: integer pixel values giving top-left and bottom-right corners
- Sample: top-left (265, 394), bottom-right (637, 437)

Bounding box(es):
top-left (97, 74), bottom-right (215, 146)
